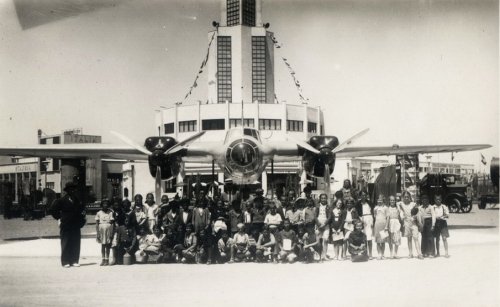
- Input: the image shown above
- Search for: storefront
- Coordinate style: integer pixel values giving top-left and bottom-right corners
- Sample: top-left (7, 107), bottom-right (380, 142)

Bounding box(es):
top-left (0, 158), bottom-right (39, 205)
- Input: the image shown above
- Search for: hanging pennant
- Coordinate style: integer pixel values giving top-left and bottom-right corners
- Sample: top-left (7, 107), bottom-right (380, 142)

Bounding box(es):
top-left (180, 32), bottom-right (217, 104)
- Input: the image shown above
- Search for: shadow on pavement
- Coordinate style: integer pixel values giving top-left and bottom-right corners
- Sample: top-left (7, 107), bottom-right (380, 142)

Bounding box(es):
top-left (3, 234), bottom-right (96, 241)
top-left (448, 225), bottom-right (497, 230)
top-left (79, 262), bottom-right (97, 266)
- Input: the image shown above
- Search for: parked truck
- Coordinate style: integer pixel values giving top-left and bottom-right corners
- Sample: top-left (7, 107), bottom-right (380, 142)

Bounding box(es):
top-left (478, 157), bottom-right (499, 209)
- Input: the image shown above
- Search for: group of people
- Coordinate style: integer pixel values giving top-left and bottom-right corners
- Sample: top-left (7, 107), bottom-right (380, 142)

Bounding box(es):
top-left (91, 179), bottom-right (451, 266)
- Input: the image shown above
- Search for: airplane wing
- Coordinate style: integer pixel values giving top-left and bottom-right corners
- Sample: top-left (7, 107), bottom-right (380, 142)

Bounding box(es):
top-left (268, 142), bottom-right (491, 161)
top-left (0, 144), bottom-right (147, 160)
top-left (181, 142), bottom-right (225, 163)
top-left (335, 144), bottom-right (491, 158)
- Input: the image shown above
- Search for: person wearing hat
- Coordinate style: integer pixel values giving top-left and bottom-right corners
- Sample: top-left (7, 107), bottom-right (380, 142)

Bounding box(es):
top-left (230, 223), bottom-right (251, 262)
top-left (49, 181), bottom-right (86, 268)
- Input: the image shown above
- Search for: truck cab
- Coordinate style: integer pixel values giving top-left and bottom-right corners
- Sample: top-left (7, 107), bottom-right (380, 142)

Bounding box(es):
top-left (420, 173), bottom-right (472, 213)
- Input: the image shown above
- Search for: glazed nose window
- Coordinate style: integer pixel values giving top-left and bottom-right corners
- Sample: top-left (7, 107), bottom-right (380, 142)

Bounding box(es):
top-left (231, 143), bottom-right (255, 167)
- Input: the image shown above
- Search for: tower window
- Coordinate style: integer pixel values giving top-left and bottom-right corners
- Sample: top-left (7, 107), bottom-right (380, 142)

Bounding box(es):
top-left (217, 36), bottom-right (232, 104)
top-left (242, 0), bottom-right (256, 26)
top-left (227, 0), bottom-right (240, 26)
top-left (252, 36), bottom-right (266, 103)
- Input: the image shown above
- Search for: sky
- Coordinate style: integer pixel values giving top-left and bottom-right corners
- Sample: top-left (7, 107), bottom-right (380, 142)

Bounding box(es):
top-left (0, 0), bottom-right (498, 170)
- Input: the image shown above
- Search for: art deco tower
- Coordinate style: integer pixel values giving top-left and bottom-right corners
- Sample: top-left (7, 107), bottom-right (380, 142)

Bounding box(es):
top-left (207, 0), bottom-right (275, 104)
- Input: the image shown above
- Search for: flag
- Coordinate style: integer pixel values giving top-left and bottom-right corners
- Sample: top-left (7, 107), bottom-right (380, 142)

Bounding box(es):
top-left (481, 153), bottom-right (487, 165)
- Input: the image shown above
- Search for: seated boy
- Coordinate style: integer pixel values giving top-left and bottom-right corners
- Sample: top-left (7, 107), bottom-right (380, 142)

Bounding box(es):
top-left (231, 223), bottom-right (251, 262)
top-left (135, 227), bottom-right (162, 263)
top-left (256, 226), bottom-right (277, 263)
top-left (277, 219), bottom-right (298, 263)
top-left (174, 224), bottom-right (197, 263)
top-left (301, 226), bottom-right (320, 263)
top-left (217, 230), bottom-right (233, 264)
top-left (159, 226), bottom-right (177, 263)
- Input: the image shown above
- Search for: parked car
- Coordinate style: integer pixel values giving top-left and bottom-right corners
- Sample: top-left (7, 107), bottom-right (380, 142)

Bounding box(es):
top-left (420, 173), bottom-right (472, 213)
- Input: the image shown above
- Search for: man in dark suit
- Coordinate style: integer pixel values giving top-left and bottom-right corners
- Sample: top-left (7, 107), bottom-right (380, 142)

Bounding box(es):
top-left (179, 198), bottom-right (193, 228)
top-left (50, 182), bottom-right (86, 268)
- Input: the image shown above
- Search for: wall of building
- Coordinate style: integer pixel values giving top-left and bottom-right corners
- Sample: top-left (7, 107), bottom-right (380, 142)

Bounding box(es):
top-left (122, 162), bottom-right (159, 201)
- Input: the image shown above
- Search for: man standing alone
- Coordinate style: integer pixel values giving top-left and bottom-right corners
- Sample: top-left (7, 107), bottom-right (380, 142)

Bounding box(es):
top-left (50, 182), bottom-right (86, 268)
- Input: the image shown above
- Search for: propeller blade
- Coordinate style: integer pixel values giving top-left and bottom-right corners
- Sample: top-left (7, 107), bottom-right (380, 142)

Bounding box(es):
top-left (155, 165), bottom-right (162, 209)
top-left (165, 131), bottom-right (206, 155)
top-left (324, 163), bottom-right (331, 202)
top-left (110, 131), bottom-right (152, 155)
top-left (331, 128), bottom-right (369, 154)
top-left (287, 135), bottom-right (320, 154)
top-left (299, 169), bottom-right (313, 184)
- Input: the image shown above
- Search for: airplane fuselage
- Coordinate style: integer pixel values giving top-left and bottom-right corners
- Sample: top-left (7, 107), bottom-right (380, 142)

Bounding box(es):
top-left (215, 128), bottom-right (269, 184)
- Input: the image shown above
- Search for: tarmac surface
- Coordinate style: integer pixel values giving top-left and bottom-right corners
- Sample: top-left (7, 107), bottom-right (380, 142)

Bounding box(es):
top-left (0, 205), bottom-right (498, 307)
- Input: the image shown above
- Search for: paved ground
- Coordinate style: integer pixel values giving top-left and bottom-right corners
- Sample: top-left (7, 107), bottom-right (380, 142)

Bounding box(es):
top-left (0, 205), bottom-right (498, 307)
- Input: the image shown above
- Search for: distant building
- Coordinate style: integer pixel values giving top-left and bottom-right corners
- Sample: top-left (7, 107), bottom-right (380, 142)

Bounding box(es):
top-left (0, 128), bottom-right (123, 205)
top-left (123, 0), bottom-right (326, 198)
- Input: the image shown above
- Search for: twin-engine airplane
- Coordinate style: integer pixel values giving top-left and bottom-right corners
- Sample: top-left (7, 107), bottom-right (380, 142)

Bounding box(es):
top-left (0, 127), bottom-right (491, 201)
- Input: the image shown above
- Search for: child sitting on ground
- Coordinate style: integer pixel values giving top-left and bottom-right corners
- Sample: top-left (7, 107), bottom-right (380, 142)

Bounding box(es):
top-left (301, 225), bottom-right (320, 263)
top-left (160, 226), bottom-right (177, 263)
top-left (174, 224), bottom-right (197, 263)
top-left (231, 223), bottom-right (251, 262)
top-left (217, 230), bottom-right (233, 264)
top-left (256, 226), bottom-right (277, 263)
top-left (277, 219), bottom-right (298, 263)
top-left (135, 227), bottom-right (162, 263)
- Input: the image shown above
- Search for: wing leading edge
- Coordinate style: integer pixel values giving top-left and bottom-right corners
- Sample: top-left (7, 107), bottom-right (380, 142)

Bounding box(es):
top-left (0, 144), bottom-right (147, 160)
top-left (335, 144), bottom-right (491, 158)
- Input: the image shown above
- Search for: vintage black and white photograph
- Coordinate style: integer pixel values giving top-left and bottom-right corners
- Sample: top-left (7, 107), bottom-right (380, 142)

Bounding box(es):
top-left (0, 0), bottom-right (498, 306)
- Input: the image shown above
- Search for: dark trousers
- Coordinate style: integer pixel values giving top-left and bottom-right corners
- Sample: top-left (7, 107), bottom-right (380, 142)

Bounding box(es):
top-left (251, 222), bottom-right (264, 235)
top-left (60, 227), bottom-right (81, 266)
top-left (421, 218), bottom-right (435, 256)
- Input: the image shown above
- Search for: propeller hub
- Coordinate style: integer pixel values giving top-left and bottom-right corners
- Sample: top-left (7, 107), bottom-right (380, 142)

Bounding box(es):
top-left (319, 148), bottom-right (335, 164)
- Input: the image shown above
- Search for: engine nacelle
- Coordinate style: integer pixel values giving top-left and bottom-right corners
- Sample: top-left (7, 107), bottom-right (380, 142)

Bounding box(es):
top-left (144, 137), bottom-right (182, 180)
top-left (303, 136), bottom-right (339, 178)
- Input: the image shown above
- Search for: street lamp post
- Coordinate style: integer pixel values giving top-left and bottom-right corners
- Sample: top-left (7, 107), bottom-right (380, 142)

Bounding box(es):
top-left (41, 161), bottom-right (50, 209)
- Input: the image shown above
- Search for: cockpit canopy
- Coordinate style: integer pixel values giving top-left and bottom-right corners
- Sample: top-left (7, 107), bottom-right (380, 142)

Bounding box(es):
top-left (224, 128), bottom-right (261, 144)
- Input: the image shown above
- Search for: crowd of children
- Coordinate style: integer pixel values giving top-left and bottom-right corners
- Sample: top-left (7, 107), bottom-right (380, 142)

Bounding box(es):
top-left (94, 180), bottom-right (450, 266)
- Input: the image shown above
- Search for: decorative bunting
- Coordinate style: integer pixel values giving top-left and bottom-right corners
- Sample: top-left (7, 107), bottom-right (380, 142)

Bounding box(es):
top-left (270, 34), bottom-right (309, 104)
top-left (180, 32), bottom-right (217, 104)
